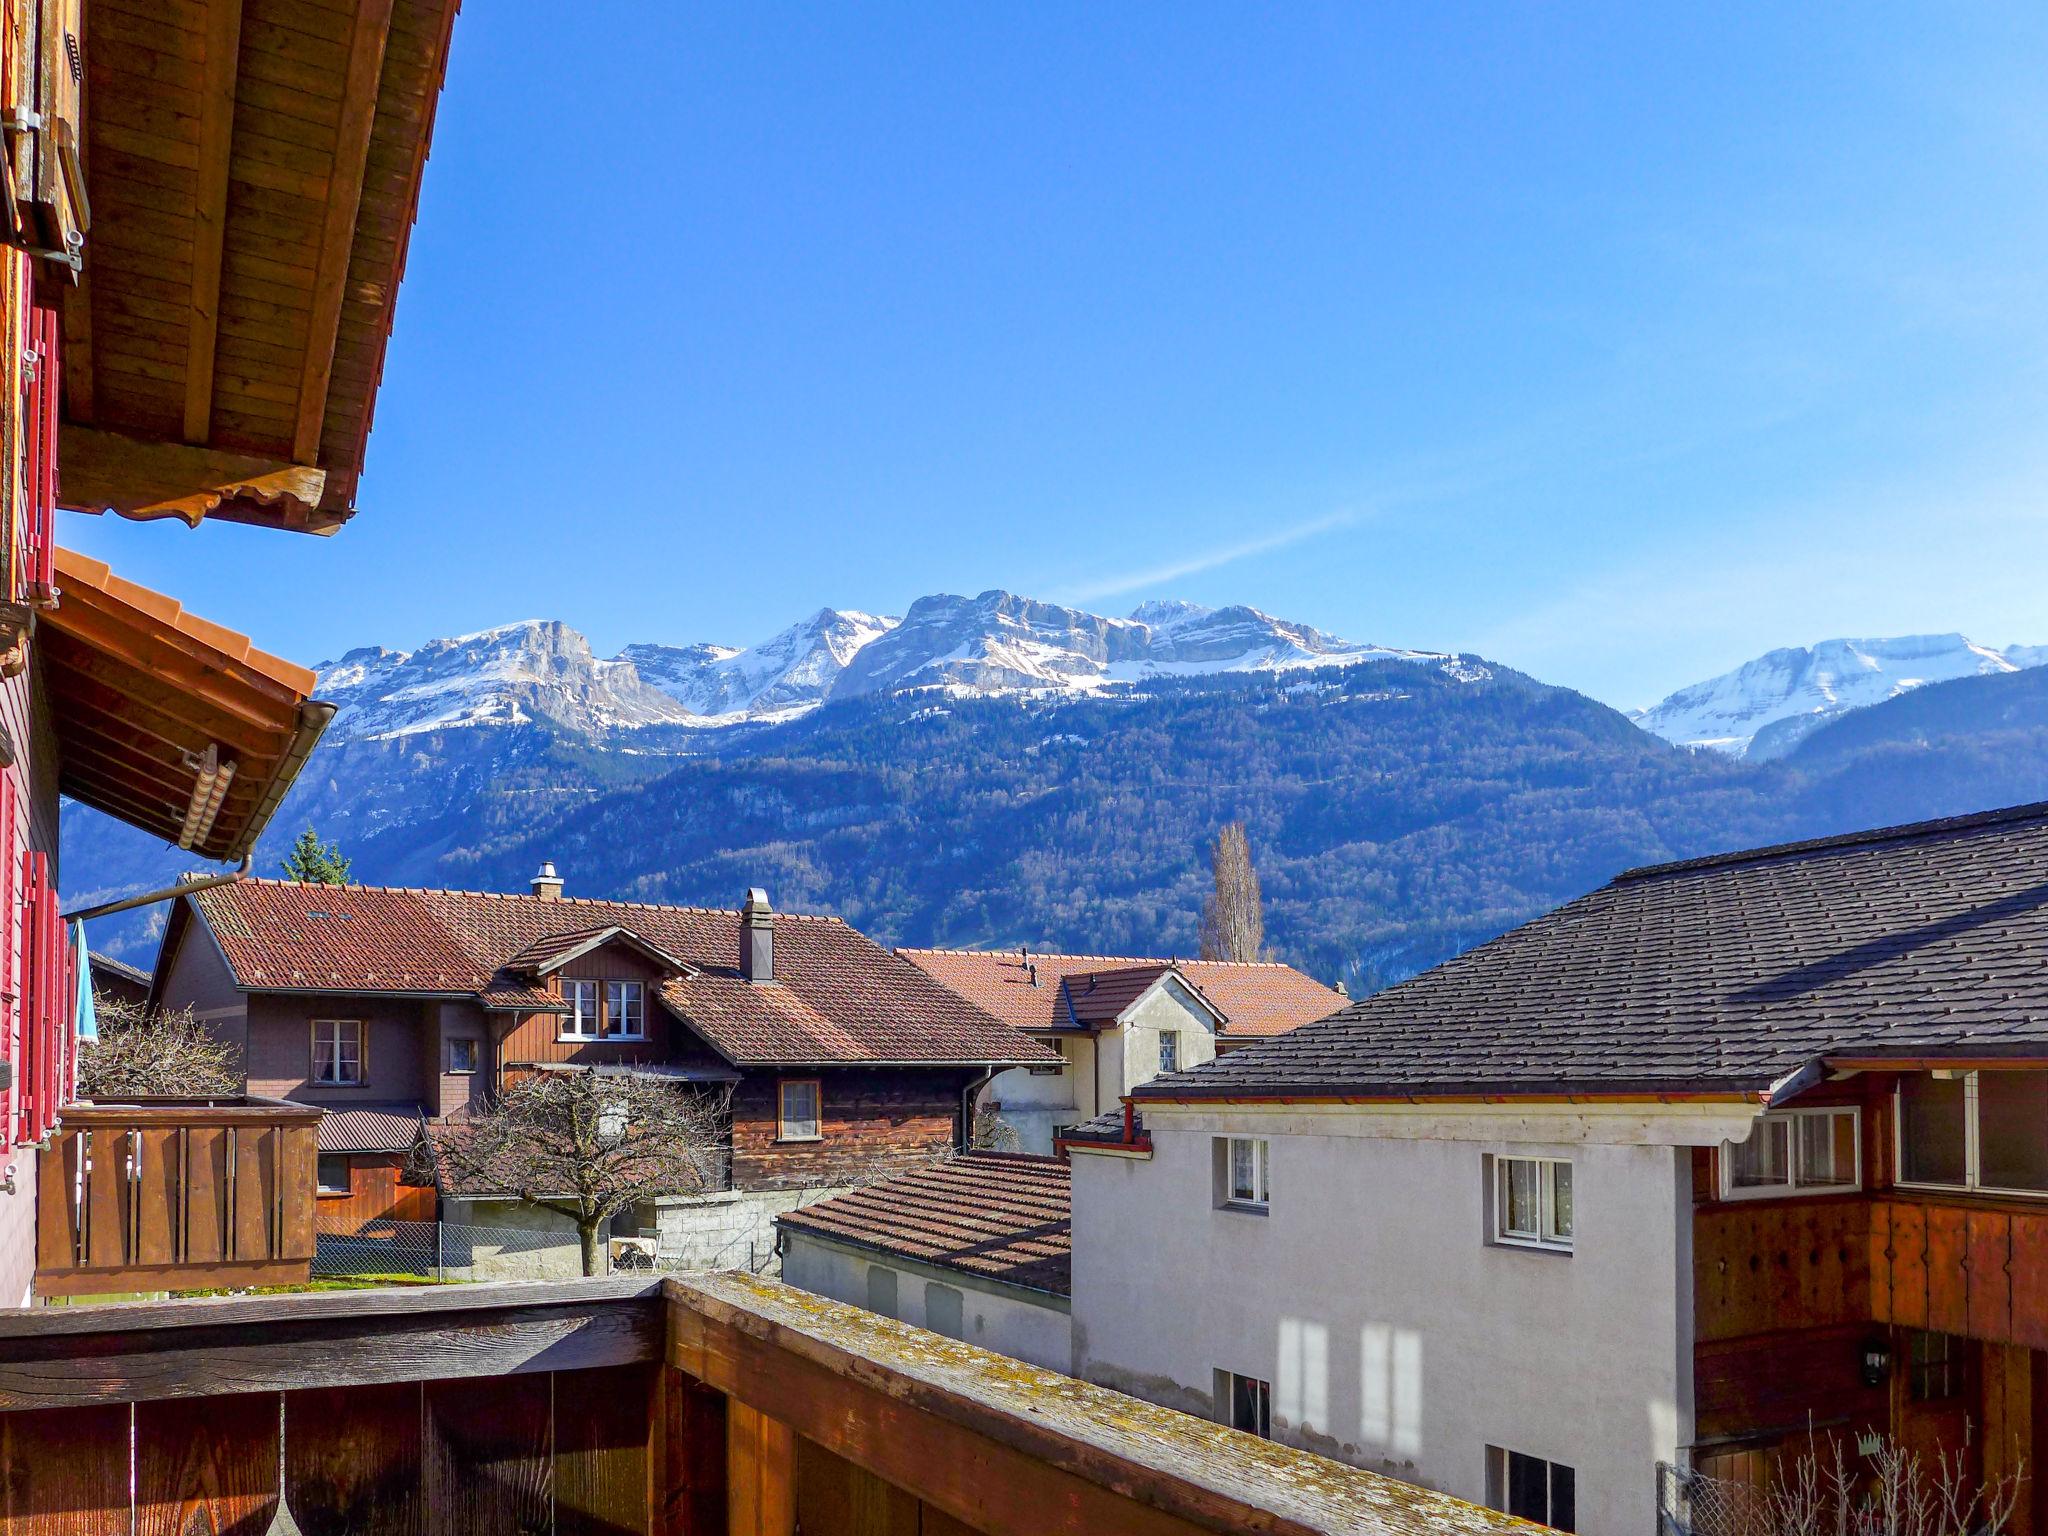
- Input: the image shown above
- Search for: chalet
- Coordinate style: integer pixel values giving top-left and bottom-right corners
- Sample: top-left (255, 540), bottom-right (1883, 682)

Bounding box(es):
top-left (902, 947), bottom-right (1346, 1153)
top-left (777, 1151), bottom-right (1072, 1371)
top-left (153, 873), bottom-right (1057, 1268)
top-left (1065, 801), bottom-right (2048, 1536)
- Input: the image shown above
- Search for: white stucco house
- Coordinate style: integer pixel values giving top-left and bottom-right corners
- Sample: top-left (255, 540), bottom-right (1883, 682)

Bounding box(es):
top-left (902, 948), bottom-right (1348, 1154)
top-left (1062, 804), bottom-right (2048, 1536)
top-left (775, 1152), bottom-right (1071, 1372)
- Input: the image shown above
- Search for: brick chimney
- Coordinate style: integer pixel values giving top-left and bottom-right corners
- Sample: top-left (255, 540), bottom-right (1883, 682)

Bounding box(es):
top-left (740, 887), bottom-right (773, 984)
top-left (531, 861), bottom-right (564, 900)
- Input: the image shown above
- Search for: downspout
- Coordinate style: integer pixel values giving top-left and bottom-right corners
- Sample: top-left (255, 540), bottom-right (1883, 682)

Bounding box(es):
top-left (961, 1067), bottom-right (1000, 1152)
top-left (61, 852), bottom-right (253, 923)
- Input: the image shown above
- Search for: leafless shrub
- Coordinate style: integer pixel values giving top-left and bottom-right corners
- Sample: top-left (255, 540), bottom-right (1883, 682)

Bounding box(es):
top-left (1692, 1430), bottom-right (2025, 1536)
top-left (77, 994), bottom-right (240, 1099)
top-left (971, 1099), bottom-right (1021, 1153)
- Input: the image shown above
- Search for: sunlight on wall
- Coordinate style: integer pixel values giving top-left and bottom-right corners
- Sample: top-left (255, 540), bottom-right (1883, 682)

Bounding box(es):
top-left (1361, 1323), bottom-right (1424, 1456)
top-left (1277, 1317), bottom-right (1329, 1431)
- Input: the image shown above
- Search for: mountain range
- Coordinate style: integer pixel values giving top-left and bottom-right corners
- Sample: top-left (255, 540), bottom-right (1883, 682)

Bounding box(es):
top-left (64, 592), bottom-right (2048, 998)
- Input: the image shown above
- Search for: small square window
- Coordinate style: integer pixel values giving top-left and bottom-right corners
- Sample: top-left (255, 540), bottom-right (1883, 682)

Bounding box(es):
top-left (447, 1037), bottom-right (478, 1074)
top-left (1216, 1369), bottom-right (1271, 1438)
top-left (1216, 1136), bottom-right (1269, 1210)
top-left (1489, 1447), bottom-right (1576, 1532)
top-left (316, 1154), bottom-right (351, 1195)
top-left (779, 1078), bottom-right (821, 1141)
top-left (1495, 1156), bottom-right (1572, 1251)
top-left (1908, 1331), bottom-right (1964, 1402)
top-left (311, 1021), bottom-right (364, 1086)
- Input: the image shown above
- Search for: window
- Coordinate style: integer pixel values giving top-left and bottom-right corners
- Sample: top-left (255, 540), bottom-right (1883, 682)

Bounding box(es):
top-left (447, 1037), bottom-right (478, 1074)
top-left (1898, 1071), bottom-right (2048, 1195)
top-left (866, 1264), bottom-right (897, 1319)
top-left (1488, 1447), bottom-right (1576, 1533)
top-left (1159, 1030), bottom-right (1180, 1074)
top-left (1908, 1331), bottom-right (1963, 1402)
top-left (1216, 1136), bottom-right (1269, 1210)
top-left (605, 980), bottom-right (645, 1040)
top-left (1721, 1108), bottom-right (1860, 1199)
top-left (311, 1021), bottom-right (364, 1086)
top-left (1216, 1370), bottom-right (1271, 1438)
top-left (1494, 1156), bottom-right (1572, 1251)
top-left (779, 1078), bottom-right (822, 1141)
top-left (1029, 1038), bottom-right (1066, 1076)
top-left (925, 1282), bottom-right (964, 1340)
top-left (316, 1154), bottom-right (351, 1195)
top-left (562, 979), bottom-right (600, 1040)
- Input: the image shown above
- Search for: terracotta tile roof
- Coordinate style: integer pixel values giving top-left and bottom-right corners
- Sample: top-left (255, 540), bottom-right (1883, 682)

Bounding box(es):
top-left (191, 881), bottom-right (1054, 1069)
top-left (502, 925), bottom-right (691, 977)
top-left (318, 1102), bottom-right (426, 1154)
top-left (776, 1152), bottom-right (1071, 1296)
top-left (1139, 801), bottom-right (2048, 1102)
top-left (1057, 963), bottom-right (1207, 1028)
top-left (900, 949), bottom-right (1346, 1039)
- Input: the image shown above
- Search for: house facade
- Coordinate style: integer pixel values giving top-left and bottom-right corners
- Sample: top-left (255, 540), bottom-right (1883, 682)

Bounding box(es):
top-left (1065, 802), bottom-right (2048, 1536)
top-left (153, 873), bottom-right (1056, 1270)
top-left (903, 948), bottom-right (1346, 1153)
top-left (777, 1151), bottom-right (1072, 1371)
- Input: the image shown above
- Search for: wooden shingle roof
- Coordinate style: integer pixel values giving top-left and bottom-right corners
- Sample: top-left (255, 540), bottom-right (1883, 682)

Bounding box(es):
top-left (1139, 801), bottom-right (2048, 1103)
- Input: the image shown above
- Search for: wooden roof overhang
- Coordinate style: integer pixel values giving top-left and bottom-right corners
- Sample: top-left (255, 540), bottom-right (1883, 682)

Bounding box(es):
top-left (41, 547), bottom-right (334, 859)
top-left (54, 0), bottom-right (461, 534)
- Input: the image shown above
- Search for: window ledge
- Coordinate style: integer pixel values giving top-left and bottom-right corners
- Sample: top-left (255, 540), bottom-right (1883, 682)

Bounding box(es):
top-left (1491, 1237), bottom-right (1572, 1256)
top-left (775, 1134), bottom-right (824, 1145)
top-left (1217, 1201), bottom-right (1269, 1217)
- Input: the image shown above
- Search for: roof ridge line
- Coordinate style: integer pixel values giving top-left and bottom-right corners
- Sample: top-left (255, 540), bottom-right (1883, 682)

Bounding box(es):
top-left (228, 879), bottom-right (846, 922)
top-left (1612, 799), bottom-right (2048, 884)
top-left (901, 946), bottom-right (1298, 968)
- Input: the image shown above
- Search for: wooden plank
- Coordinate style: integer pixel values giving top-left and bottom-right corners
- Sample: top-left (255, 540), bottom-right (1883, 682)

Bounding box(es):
top-left (1969, 1210), bottom-right (2014, 1343)
top-left (85, 1128), bottom-right (131, 1270)
top-left (557, 1363), bottom-right (654, 1536)
top-left (1891, 1201), bottom-right (1929, 1330)
top-left (57, 424), bottom-right (325, 529)
top-left (35, 1260), bottom-right (311, 1298)
top-left (794, 1439), bottom-right (919, 1536)
top-left (292, 0), bottom-right (393, 462)
top-left (36, 1133), bottom-right (80, 1275)
top-left (183, 0), bottom-right (243, 442)
top-left (0, 1401), bottom-right (130, 1535)
top-left (1926, 1206), bottom-right (1971, 1335)
top-left (279, 1125), bottom-right (316, 1263)
top-left (136, 1391), bottom-right (279, 1536)
top-left (727, 1400), bottom-right (794, 1536)
top-left (2011, 1208), bottom-right (2048, 1352)
top-left (232, 1124), bottom-right (276, 1260)
top-left (1869, 1199), bottom-right (1893, 1323)
top-left (0, 1291), bottom-right (663, 1409)
top-left (423, 1373), bottom-right (551, 1536)
top-left (284, 1381), bottom-right (421, 1535)
top-left (133, 1128), bottom-right (181, 1267)
top-left (658, 1367), bottom-right (727, 1536)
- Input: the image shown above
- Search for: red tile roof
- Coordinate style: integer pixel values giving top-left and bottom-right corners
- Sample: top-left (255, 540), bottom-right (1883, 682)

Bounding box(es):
top-left (1057, 963), bottom-right (1213, 1029)
top-left (900, 949), bottom-right (1346, 1039)
top-left (188, 881), bottom-right (1054, 1069)
top-left (775, 1152), bottom-right (1071, 1296)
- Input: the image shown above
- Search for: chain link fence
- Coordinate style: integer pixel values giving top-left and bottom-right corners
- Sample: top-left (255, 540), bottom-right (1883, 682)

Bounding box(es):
top-left (1661, 1461), bottom-right (1773, 1536)
top-left (315, 1219), bottom-right (587, 1283)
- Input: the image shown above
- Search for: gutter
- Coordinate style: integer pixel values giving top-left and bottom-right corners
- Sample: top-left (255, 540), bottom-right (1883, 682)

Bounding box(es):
top-left (63, 853), bottom-right (253, 924)
top-left (226, 699), bottom-right (337, 861)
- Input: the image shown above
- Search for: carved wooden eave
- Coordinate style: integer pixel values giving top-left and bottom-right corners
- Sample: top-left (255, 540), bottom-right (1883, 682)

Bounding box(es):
top-left (57, 427), bottom-right (336, 534)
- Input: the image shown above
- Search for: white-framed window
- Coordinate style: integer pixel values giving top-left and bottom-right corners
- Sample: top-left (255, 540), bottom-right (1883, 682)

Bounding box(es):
top-left (311, 1020), bottom-right (364, 1086)
top-left (1898, 1070), bottom-right (2048, 1196)
top-left (1159, 1030), bottom-right (1180, 1074)
top-left (316, 1154), bottom-right (351, 1195)
top-left (1487, 1446), bottom-right (1576, 1532)
top-left (561, 979), bottom-right (600, 1040)
top-left (1218, 1135), bottom-right (1269, 1211)
top-left (779, 1078), bottom-right (822, 1141)
top-left (447, 1037), bottom-right (478, 1074)
top-left (1494, 1156), bottom-right (1572, 1251)
top-left (606, 980), bottom-right (645, 1040)
top-left (1720, 1106), bottom-right (1860, 1200)
top-left (1216, 1369), bottom-right (1271, 1438)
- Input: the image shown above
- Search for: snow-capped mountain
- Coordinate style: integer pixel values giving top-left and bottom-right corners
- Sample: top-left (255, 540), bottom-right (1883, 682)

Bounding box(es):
top-left (315, 592), bottom-right (1469, 742)
top-left (1633, 634), bottom-right (2048, 759)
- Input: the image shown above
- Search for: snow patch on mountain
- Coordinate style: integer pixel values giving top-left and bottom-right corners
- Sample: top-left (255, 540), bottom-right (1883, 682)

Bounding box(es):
top-left (1633, 634), bottom-right (2047, 759)
top-left (625, 609), bottom-right (896, 721)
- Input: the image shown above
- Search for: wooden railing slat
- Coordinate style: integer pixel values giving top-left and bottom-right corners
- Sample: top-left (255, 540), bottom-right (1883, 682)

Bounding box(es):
top-left (424, 1373), bottom-right (553, 1535)
top-left (0, 1401), bottom-right (129, 1535)
top-left (34, 1131), bottom-right (79, 1274)
top-left (133, 1128), bottom-right (180, 1269)
top-left (557, 1359), bottom-right (655, 1536)
top-left (726, 1400), bottom-right (795, 1536)
top-left (135, 1392), bottom-right (279, 1536)
top-left (84, 1128), bottom-right (130, 1270)
top-left (185, 1126), bottom-right (228, 1266)
top-left (278, 1125), bottom-right (316, 1263)
top-left (285, 1382), bottom-right (423, 1534)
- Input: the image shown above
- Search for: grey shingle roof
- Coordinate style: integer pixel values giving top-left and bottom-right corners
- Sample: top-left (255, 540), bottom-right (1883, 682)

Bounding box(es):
top-left (1136, 801), bottom-right (2048, 1102)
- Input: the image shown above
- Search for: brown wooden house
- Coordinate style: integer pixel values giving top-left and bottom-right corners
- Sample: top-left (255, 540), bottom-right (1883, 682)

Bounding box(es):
top-left (152, 870), bottom-right (1057, 1264)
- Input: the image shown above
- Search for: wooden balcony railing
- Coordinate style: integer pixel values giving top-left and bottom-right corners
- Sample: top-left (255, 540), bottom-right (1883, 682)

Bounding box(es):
top-left (34, 1095), bottom-right (323, 1296)
top-left (0, 1273), bottom-right (1540, 1536)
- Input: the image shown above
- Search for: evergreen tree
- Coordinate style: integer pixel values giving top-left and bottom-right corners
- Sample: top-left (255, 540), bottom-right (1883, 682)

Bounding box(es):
top-left (1199, 821), bottom-right (1265, 962)
top-left (280, 826), bottom-right (351, 885)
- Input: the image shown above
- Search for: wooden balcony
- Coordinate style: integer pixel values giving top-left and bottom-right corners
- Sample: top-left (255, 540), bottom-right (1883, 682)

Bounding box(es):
top-left (35, 1095), bottom-right (323, 1296)
top-left (0, 1272), bottom-right (1535, 1536)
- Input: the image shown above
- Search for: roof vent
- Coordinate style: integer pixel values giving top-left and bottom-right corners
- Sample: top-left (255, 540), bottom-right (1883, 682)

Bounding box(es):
top-left (740, 887), bottom-right (773, 984)
top-left (1028, 961), bottom-right (1039, 988)
top-left (532, 861), bottom-right (563, 901)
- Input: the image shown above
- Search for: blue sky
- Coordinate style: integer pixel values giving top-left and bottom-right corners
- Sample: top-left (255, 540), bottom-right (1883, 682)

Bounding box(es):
top-left (60, 2), bottom-right (2048, 709)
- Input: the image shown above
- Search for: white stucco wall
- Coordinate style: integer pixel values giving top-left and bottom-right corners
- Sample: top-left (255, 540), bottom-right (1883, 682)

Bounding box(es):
top-left (1117, 978), bottom-right (1217, 1092)
top-left (991, 1035), bottom-right (1100, 1155)
top-left (781, 1230), bottom-right (1072, 1373)
top-left (1070, 1103), bottom-right (1745, 1536)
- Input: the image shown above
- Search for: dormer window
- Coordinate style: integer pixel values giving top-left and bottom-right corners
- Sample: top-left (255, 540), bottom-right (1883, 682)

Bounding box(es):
top-left (606, 981), bottom-right (645, 1040)
top-left (563, 979), bottom-right (600, 1040)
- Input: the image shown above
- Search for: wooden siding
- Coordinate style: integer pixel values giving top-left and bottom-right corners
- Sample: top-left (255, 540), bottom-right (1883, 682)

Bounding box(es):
top-left (315, 1153), bottom-right (435, 1233)
top-left (729, 1070), bottom-right (969, 1193)
top-left (497, 944), bottom-right (674, 1072)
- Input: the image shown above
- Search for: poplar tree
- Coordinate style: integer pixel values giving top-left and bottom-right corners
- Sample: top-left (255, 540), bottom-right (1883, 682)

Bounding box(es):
top-left (1199, 821), bottom-right (1265, 962)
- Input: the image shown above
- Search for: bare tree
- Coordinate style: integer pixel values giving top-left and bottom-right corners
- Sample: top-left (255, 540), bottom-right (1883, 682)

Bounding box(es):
top-left (971, 1098), bottom-right (1021, 1154)
top-left (1199, 821), bottom-right (1265, 963)
top-left (421, 1070), bottom-right (729, 1276)
top-left (1687, 1429), bottom-right (2024, 1536)
top-left (78, 994), bottom-right (240, 1099)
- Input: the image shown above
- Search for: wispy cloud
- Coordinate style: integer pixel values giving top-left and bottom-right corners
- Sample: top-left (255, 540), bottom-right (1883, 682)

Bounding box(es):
top-left (1058, 509), bottom-right (1361, 603)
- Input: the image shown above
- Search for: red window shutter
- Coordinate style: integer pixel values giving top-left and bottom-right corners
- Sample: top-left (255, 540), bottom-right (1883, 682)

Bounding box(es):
top-left (21, 295), bottom-right (57, 606)
top-left (16, 851), bottom-right (41, 1145)
top-left (0, 776), bottom-right (15, 1140)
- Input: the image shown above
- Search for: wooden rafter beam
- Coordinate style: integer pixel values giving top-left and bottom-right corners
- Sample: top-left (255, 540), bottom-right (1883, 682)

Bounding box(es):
top-left (292, 0), bottom-right (395, 465)
top-left (183, 0), bottom-right (244, 444)
top-left (58, 424), bottom-right (334, 531)
top-left (35, 648), bottom-right (285, 762)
